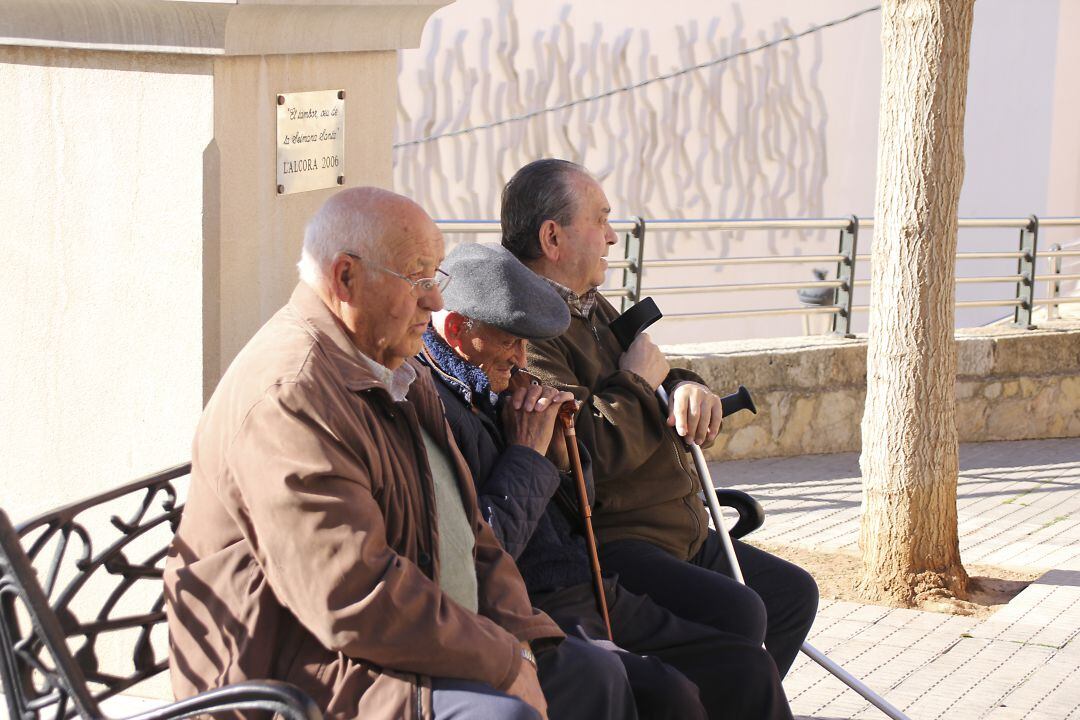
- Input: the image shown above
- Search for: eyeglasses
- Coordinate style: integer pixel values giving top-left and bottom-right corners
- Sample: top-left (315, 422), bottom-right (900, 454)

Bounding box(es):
top-left (342, 252), bottom-right (452, 296)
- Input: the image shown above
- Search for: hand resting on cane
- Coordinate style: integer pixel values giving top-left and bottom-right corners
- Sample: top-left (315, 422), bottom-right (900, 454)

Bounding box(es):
top-left (501, 382), bottom-right (576, 470)
top-left (666, 382), bottom-right (724, 447)
top-left (619, 333), bottom-right (722, 447)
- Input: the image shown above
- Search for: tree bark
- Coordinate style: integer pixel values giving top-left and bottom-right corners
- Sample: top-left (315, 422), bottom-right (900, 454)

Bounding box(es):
top-left (858, 0), bottom-right (975, 606)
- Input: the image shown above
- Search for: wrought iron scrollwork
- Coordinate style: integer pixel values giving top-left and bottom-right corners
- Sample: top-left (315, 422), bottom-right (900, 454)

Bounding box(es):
top-left (2, 463), bottom-right (321, 719)
top-left (1, 465), bottom-right (189, 718)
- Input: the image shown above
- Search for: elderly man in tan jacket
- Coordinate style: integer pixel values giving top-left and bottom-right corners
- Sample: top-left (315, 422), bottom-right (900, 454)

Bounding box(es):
top-left (164, 188), bottom-right (566, 720)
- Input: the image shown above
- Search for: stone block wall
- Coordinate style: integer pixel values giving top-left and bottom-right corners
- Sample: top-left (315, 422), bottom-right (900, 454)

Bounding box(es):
top-left (665, 321), bottom-right (1080, 461)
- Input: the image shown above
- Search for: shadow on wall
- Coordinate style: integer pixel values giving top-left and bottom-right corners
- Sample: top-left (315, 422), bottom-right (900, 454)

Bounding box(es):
top-left (394, 0), bottom-right (829, 259)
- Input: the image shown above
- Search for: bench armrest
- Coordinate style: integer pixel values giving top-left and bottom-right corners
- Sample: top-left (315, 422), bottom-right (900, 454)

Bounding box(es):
top-left (120, 681), bottom-right (322, 720)
top-left (714, 488), bottom-right (765, 539)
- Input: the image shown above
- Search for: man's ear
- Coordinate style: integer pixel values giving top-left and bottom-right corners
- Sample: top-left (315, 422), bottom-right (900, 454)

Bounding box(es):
top-left (328, 253), bottom-right (357, 302)
top-left (537, 219), bottom-right (561, 262)
top-left (443, 311), bottom-right (467, 348)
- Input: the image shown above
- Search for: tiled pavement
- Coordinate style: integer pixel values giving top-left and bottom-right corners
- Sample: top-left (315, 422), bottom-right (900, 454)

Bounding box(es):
top-left (710, 438), bottom-right (1080, 720)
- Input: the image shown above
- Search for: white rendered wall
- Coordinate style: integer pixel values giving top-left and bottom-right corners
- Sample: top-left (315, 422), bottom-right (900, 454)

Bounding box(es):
top-left (0, 47), bottom-right (212, 521)
top-left (396, 0), bottom-right (1078, 343)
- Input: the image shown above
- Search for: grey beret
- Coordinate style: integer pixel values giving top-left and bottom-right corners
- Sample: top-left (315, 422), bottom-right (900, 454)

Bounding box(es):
top-left (440, 242), bottom-right (571, 340)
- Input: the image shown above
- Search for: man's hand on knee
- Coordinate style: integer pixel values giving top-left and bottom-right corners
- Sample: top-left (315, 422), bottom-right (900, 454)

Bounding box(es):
top-left (667, 382), bottom-right (723, 446)
top-left (505, 642), bottom-right (549, 719)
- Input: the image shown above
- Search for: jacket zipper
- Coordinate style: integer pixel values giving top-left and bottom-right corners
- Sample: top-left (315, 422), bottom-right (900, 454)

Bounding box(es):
top-left (596, 306), bottom-right (703, 557)
top-left (666, 422), bottom-right (704, 557)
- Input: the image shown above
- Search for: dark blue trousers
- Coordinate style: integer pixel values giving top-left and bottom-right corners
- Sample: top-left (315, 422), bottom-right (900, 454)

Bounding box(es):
top-left (534, 577), bottom-right (793, 720)
top-left (600, 531), bottom-right (819, 679)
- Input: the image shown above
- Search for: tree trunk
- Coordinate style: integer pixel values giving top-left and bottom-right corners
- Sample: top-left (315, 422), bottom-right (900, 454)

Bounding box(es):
top-left (858, 0), bottom-right (975, 606)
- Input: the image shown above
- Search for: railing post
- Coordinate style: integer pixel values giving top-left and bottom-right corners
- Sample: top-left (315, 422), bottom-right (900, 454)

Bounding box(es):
top-left (1048, 242), bottom-right (1062, 321)
top-left (832, 215), bottom-right (858, 337)
top-left (621, 216), bottom-right (646, 312)
top-left (1013, 215), bottom-right (1039, 329)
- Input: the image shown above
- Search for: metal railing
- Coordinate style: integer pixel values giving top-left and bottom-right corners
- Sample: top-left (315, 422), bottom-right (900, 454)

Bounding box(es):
top-left (1046, 238), bottom-right (1080, 320)
top-left (437, 216), bottom-right (1080, 335)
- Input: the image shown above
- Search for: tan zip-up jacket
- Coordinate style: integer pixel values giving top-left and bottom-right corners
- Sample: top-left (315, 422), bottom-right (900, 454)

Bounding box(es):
top-left (164, 283), bottom-right (561, 720)
top-left (525, 293), bottom-right (710, 561)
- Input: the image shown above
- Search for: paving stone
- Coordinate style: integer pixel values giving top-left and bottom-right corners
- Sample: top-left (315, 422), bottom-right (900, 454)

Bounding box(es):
top-left (970, 579), bottom-right (1080, 647)
top-left (984, 707), bottom-right (1034, 720)
top-left (815, 599), bottom-right (870, 619)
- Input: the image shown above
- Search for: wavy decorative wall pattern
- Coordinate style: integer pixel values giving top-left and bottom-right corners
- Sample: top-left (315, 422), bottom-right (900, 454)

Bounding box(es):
top-left (394, 2), bottom-right (830, 259)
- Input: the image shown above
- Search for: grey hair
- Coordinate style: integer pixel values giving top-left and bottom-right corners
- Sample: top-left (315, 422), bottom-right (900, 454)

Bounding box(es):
top-left (501, 158), bottom-right (587, 261)
top-left (297, 188), bottom-right (396, 287)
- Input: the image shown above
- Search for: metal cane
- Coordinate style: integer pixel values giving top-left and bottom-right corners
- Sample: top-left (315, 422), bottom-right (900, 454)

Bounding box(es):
top-left (656, 385), bottom-right (912, 720)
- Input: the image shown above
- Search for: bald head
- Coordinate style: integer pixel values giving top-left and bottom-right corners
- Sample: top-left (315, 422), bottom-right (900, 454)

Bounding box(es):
top-left (298, 187), bottom-right (434, 288)
top-left (298, 187), bottom-right (446, 368)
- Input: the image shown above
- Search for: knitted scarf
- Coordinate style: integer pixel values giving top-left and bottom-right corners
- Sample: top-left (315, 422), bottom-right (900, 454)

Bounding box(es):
top-left (421, 326), bottom-right (501, 421)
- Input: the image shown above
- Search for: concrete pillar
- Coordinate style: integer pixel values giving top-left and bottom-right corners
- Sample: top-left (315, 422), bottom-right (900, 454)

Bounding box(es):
top-left (0, 0), bottom-right (448, 521)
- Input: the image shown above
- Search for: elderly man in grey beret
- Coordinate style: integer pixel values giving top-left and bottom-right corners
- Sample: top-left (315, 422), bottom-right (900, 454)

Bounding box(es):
top-left (419, 242), bottom-right (793, 720)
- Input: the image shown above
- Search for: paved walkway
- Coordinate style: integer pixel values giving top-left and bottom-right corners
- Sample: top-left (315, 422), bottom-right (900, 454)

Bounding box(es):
top-left (710, 437), bottom-right (1080, 720)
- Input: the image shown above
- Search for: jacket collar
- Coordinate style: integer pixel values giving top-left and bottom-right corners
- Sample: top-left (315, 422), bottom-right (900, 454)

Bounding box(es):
top-left (286, 282), bottom-right (417, 396)
top-left (541, 277), bottom-right (599, 319)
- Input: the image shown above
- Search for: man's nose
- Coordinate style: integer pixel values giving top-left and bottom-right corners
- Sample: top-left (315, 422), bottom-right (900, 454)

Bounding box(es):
top-left (511, 340), bottom-right (527, 368)
top-left (605, 224), bottom-right (617, 245)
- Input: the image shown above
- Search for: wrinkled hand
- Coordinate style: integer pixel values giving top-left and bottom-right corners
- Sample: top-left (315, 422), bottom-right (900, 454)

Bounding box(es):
top-left (545, 428), bottom-right (571, 472)
top-left (504, 643), bottom-right (548, 719)
top-left (667, 381), bottom-right (723, 446)
top-left (501, 383), bottom-right (576, 457)
top-left (618, 332), bottom-right (669, 390)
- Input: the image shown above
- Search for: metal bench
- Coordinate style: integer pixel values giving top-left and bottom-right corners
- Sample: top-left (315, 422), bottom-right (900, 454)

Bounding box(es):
top-left (0, 464), bottom-right (322, 720)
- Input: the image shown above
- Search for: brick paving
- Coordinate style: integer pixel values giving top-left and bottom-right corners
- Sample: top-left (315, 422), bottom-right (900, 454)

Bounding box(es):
top-left (710, 438), bottom-right (1080, 719)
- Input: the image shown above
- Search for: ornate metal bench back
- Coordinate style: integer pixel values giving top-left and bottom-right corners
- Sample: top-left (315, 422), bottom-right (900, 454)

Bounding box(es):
top-left (0, 464), bottom-right (190, 719)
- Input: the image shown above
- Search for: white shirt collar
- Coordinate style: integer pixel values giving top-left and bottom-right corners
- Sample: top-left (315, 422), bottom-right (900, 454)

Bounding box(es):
top-left (356, 353), bottom-right (417, 402)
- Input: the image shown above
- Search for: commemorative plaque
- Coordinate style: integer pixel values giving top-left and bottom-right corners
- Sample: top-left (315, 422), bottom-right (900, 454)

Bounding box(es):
top-left (276, 89), bottom-right (345, 195)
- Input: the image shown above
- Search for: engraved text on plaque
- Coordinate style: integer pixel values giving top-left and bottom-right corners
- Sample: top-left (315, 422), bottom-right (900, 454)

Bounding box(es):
top-left (276, 89), bottom-right (345, 195)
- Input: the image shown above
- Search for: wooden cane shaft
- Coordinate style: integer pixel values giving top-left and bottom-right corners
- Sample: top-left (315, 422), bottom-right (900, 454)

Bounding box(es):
top-left (562, 424), bottom-right (614, 641)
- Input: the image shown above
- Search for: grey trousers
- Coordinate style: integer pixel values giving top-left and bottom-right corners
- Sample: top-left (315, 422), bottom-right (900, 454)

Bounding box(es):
top-left (431, 635), bottom-right (636, 720)
top-left (430, 677), bottom-right (539, 720)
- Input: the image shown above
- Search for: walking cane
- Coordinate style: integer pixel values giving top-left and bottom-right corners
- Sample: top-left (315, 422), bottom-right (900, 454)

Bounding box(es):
top-left (557, 402), bottom-right (614, 641)
top-left (613, 298), bottom-right (912, 720)
top-left (508, 369), bottom-right (614, 641)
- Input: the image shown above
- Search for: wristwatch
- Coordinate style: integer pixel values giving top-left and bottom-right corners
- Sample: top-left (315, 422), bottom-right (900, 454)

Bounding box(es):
top-left (520, 644), bottom-right (536, 667)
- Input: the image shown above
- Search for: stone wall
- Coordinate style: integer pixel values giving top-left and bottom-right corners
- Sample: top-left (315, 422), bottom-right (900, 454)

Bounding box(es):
top-left (665, 320), bottom-right (1080, 461)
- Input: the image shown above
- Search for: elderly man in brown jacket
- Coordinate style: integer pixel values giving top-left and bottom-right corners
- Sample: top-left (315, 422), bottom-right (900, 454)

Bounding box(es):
top-left (501, 159), bottom-right (818, 708)
top-left (164, 187), bottom-right (566, 720)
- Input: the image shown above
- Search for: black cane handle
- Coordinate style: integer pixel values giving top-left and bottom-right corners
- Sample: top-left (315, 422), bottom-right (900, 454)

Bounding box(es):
top-left (720, 386), bottom-right (757, 417)
top-left (614, 300), bottom-right (758, 418)
top-left (610, 296), bottom-right (662, 350)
